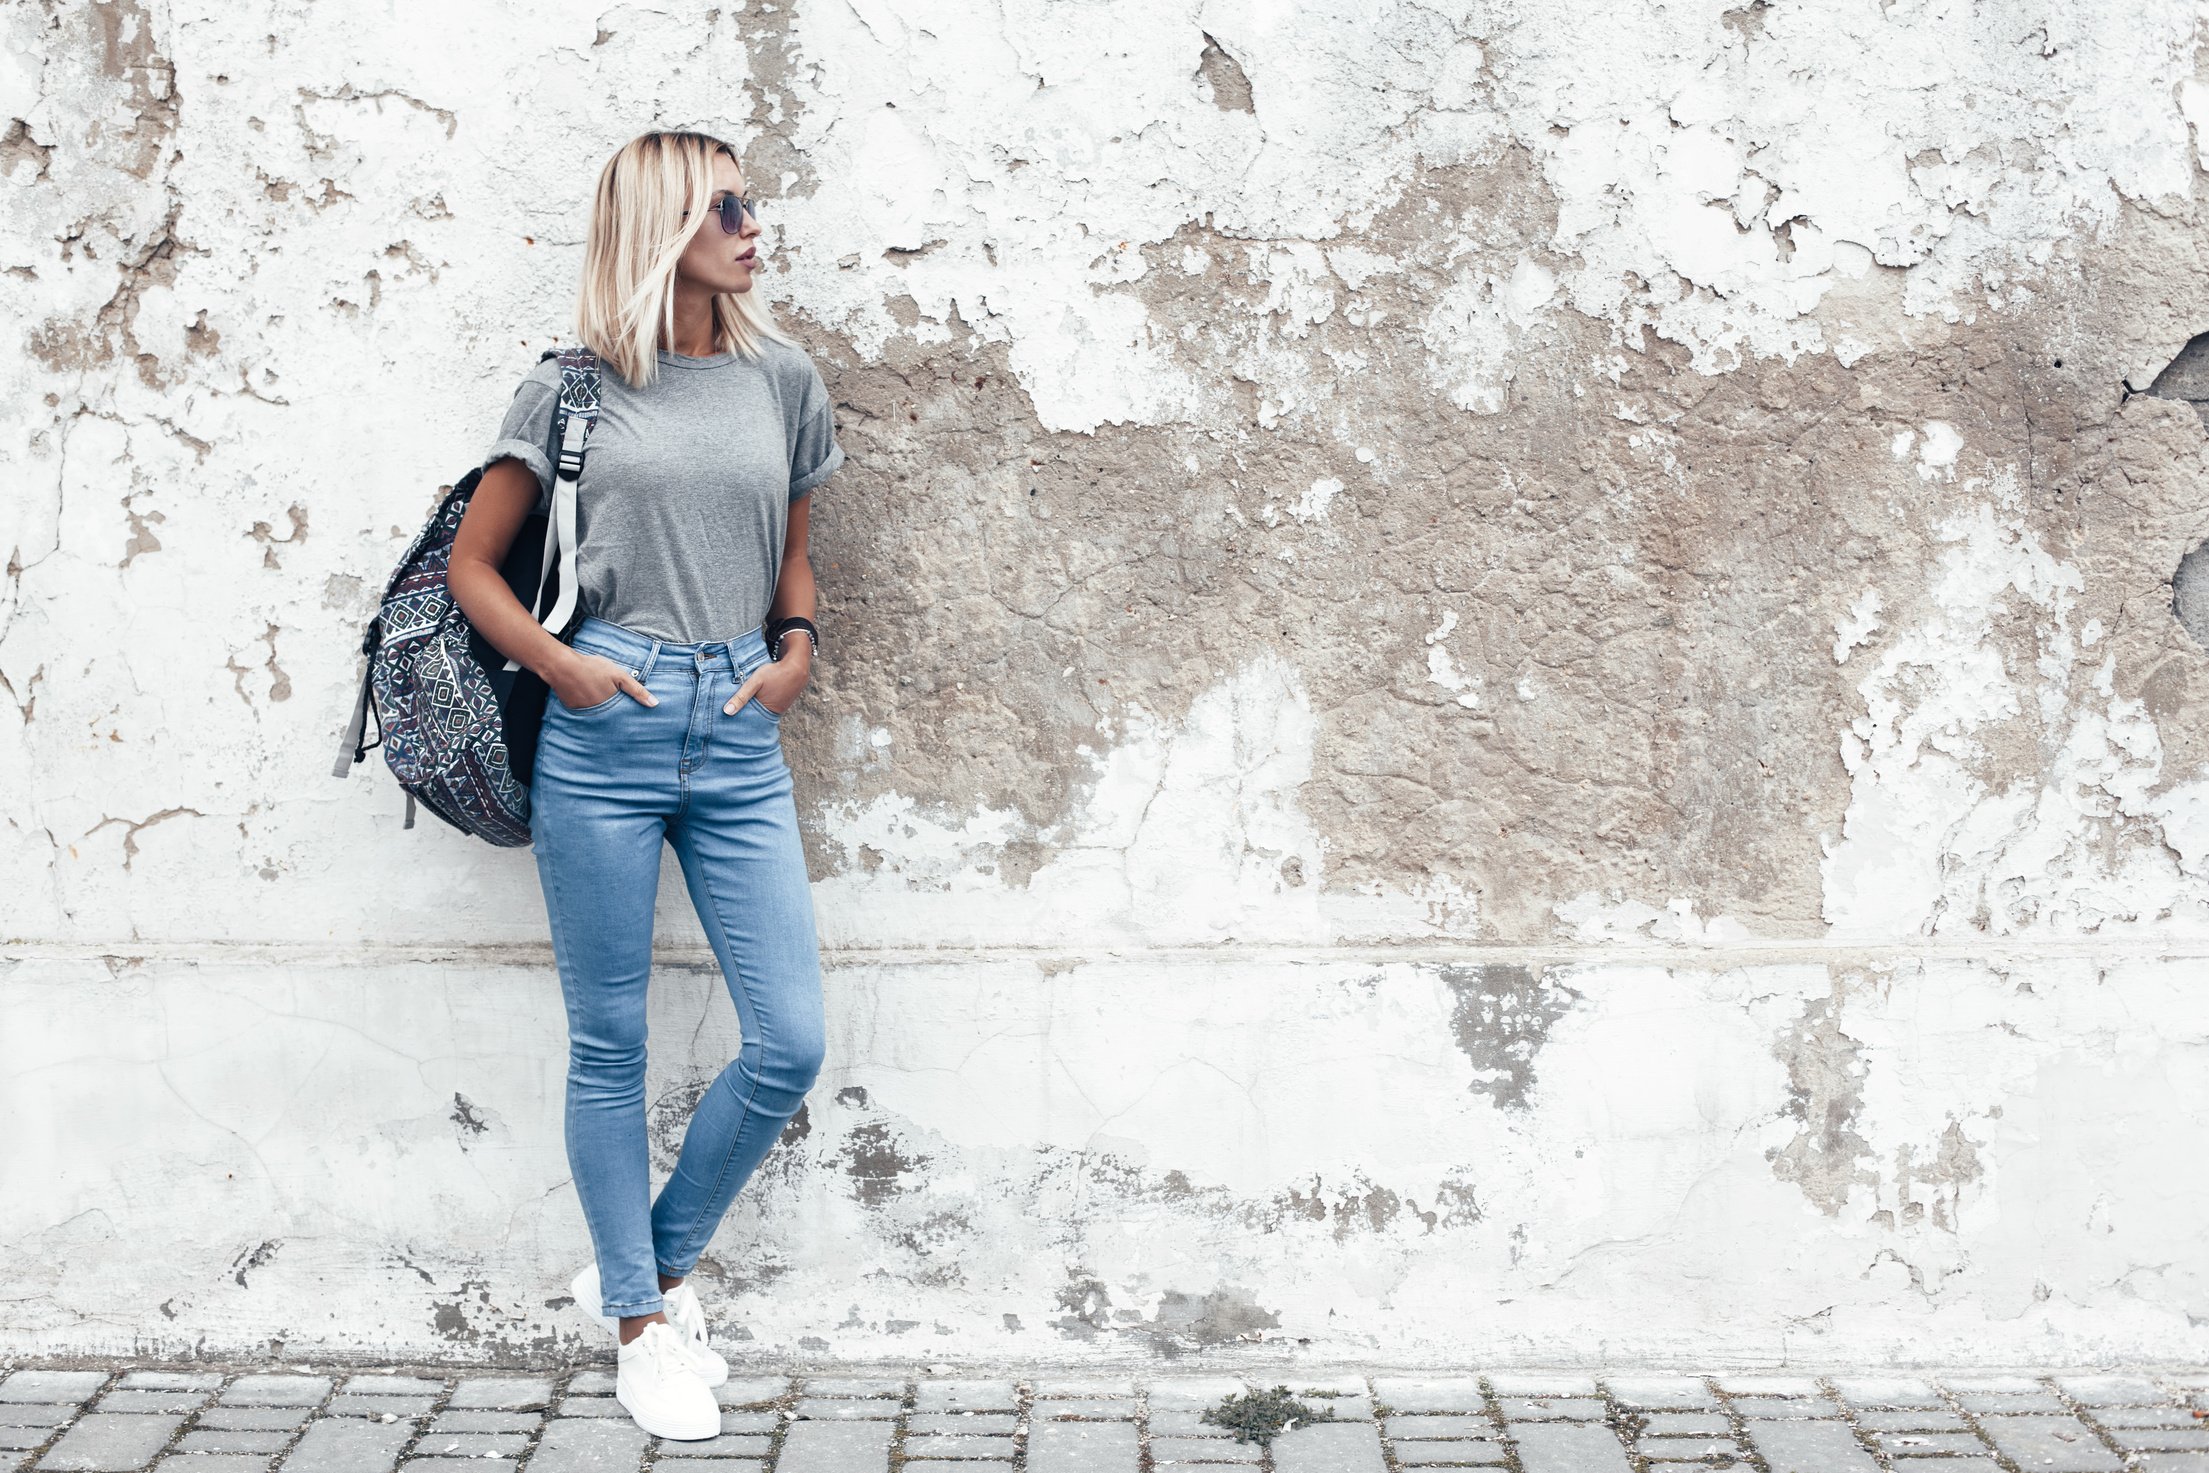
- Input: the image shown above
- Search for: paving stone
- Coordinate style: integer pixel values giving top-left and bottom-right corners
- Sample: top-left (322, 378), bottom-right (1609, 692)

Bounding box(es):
top-left (89, 1396), bottom-right (202, 1417)
top-left (565, 1373), bottom-right (617, 1396)
top-left (1888, 1461), bottom-right (2003, 1473)
top-left (1146, 1379), bottom-right (1252, 1411)
top-left (403, 1432), bottom-right (525, 1460)
top-left (1944, 1377), bottom-right (2050, 1394)
top-left (1373, 1381), bottom-right (1488, 1415)
top-left (790, 1397), bottom-right (899, 1420)
top-left (2056, 1377), bottom-right (2166, 1406)
top-left (1730, 1397), bottom-right (1840, 1419)
top-left (320, 1396), bottom-right (432, 1419)
top-left (2, 1376), bottom-right (107, 1406)
top-left (116, 1378), bottom-right (218, 1395)
top-left (423, 1411), bottom-right (536, 1434)
top-left (1139, 1439), bottom-right (1263, 1466)
top-left (154, 1460), bottom-right (273, 1472)
top-left (525, 1416), bottom-right (648, 1473)
top-left (1958, 1392), bottom-right (2069, 1414)
top-left (775, 1419), bottom-right (892, 1473)
top-left (1604, 1378), bottom-right (1717, 1410)
top-left (1717, 1377), bottom-right (1825, 1397)
top-left (34, 1413), bottom-right (182, 1470)
top-left (0, 1411), bottom-right (74, 1431)
top-left (442, 1380), bottom-right (549, 1412)
top-left (1385, 1415), bottom-right (1500, 1440)
top-left (2095, 1407), bottom-right (2201, 1428)
top-left (1489, 1376), bottom-right (1599, 1398)
top-left (712, 1379), bottom-right (787, 1409)
top-left (1498, 1398), bottom-right (1606, 1422)
top-left (1151, 1410), bottom-right (1230, 1436)
top-left (910, 1380), bottom-right (1016, 1414)
top-left (216, 1382), bottom-right (327, 1411)
top-left (648, 1431), bottom-right (770, 1457)
top-left (273, 1416), bottom-right (411, 1473)
top-left (1743, 1419), bottom-right (1880, 1473)
top-left (1638, 1436), bottom-right (1744, 1460)
top-left (796, 1378), bottom-right (903, 1398)
top-left (1150, 1437), bottom-right (1265, 1464)
top-left (1634, 1413), bottom-right (1732, 1436)
top-left (396, 1462), bottom-right (518, 1473)
top-left (1031, 1378), bottom-right (1136, 1400)
top-left (1878, 1431), bottom-right (1991, 1456)
top-left (709, 1413), bottom-right (776, 1435)
top-left (900, 1465), bottom-right (1008, 1472)
top-left (1507, 1422), bottom-right (1634, 1473)
top-left (172, 1432), bottom-right (288, 1457)
top-left (1977, 1416), bottom-right (2123, 1472)
top-left (901, 1433), bottom-right (1018, 1459)
top-left (1858, 1410), bottom-right (1971, 1432)
top-left (2113, 1429), bottom-right (2209, 1452)
top-left (0, 1431), bottom-right (52, 1452)
top-left (339, 1378), bottom-right (443, 1397)
top-left (550, 1397), bottom-right (621, 1418)
top-left (2134, 1457), bottom-right (2209, 1473)
top-left (183, 1414), bottom-right (298, 1435)
top-left (907, 1413), bottom-right (1017, 1435)
top-left (1024, 1420), bottom-right (1140, 1472)
top-left (1832, 1378), bottom-right (1948, 1408)
top-left (1035, 1398), bottom-right (1136, 1419)
top-left (1269, 1421), bottom-right (1387, 1473)
top-left (1393, 1444), bottom-right (1510, 1467)
top-left (647, 1441), bottom-right (769, 1465)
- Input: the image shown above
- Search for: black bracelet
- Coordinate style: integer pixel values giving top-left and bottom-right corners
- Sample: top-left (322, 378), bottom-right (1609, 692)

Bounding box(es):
top-left (769, 616), bottom-right (819, 661)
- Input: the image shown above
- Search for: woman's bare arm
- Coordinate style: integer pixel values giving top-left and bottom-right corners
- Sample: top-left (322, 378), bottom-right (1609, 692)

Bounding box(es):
top-left (727, 493), bottom-right (816, 716)
top-left (448, 457), bottom-right (653, 709)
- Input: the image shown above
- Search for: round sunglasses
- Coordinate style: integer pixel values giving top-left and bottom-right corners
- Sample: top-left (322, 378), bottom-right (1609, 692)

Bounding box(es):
top-left (683, 192), bottom-right (759, 234)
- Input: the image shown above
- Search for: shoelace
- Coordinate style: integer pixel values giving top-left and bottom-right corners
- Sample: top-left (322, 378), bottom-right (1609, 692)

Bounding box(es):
top-left (668, 1289), bottom-right (707, 1349)
top-left (633, 1320), bottom-right (685, 1374)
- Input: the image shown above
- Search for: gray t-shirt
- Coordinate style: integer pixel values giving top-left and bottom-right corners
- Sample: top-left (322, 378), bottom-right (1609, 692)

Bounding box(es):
top-left (480, 338), bottom-right (844, 645)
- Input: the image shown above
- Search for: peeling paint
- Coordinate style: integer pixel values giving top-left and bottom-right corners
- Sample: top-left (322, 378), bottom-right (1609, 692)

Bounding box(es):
top-left (8, 0), bottom-right (2209, 1371)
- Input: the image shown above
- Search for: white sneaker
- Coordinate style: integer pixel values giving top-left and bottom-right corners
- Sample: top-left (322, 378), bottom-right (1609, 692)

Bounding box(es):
top-left (662, 1280), bottom-right (730, 1387)
top-left (614, 1319), bottom-right (721, 1440)
top-left (568, 1261), bottom-right (727, 1386)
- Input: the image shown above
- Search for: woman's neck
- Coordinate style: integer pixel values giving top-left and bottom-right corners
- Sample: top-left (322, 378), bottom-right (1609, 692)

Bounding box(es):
top-left (664, 286), bottom-right (720, 357)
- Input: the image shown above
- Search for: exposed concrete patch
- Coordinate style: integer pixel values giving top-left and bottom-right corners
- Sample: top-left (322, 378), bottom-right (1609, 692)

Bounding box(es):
top-left (1438, 963), bottom-right (1579, 1111)
top-left (1767, 983), bottom-right (1876, 1217)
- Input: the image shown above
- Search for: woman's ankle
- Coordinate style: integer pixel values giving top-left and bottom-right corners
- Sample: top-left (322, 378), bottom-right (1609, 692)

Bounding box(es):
top-left (616, 1310), bottom-right (668, 1345)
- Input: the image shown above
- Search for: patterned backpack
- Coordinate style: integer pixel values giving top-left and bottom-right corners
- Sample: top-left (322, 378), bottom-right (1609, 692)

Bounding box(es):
top-left (330, 346), bottom-right (601, 844)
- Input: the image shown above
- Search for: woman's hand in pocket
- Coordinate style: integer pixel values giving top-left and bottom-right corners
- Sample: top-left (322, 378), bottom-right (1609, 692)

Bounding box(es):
top-left (551, 652), bottom-right (657, 711)
top-left (726, 651), bottom-right (808, 717)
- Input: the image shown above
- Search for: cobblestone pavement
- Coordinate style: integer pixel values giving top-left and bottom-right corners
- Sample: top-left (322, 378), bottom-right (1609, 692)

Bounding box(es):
top-left (3, 1364), bottom-right (2208, 1473)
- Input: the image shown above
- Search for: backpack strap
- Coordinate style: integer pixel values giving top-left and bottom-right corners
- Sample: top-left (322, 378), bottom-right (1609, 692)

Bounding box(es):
top-left (503, 346), bottom-right (602, 671)
top-left (329, 634), bottom-right (380, 778)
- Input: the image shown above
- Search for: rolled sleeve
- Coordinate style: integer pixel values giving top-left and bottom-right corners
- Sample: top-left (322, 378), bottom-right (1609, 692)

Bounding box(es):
top-left (788, 355), bottom-right (843, 500)
top-left (483, 372), bottom-right (558, 514)
top-left (790, 419), bottom-right (844, 500)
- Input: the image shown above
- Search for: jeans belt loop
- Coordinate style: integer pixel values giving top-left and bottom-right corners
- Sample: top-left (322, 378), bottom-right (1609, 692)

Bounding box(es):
top-left (640, 638), bottom-right (662, 684)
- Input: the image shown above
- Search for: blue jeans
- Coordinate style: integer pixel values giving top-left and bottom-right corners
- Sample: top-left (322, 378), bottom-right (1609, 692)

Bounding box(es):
top-left (529, 615), bottom-right (825, 1322)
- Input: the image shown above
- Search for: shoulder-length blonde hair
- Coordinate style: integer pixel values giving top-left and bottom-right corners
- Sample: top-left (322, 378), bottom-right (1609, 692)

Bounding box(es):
top-left (575, 130), bottom-right (794, 387)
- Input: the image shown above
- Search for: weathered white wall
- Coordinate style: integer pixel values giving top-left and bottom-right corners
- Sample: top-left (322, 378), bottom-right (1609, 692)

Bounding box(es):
top-left (7, 0), bottom-right (2209, 1366)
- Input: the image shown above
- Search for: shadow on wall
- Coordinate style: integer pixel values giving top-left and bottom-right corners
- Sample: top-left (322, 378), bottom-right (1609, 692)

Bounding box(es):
top-left (2140, 336), bottom-right (2209, 648)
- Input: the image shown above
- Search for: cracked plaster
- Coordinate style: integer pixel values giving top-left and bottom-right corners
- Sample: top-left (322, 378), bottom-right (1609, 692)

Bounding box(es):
top-left (5, 0), bottom-right (2209, 1365)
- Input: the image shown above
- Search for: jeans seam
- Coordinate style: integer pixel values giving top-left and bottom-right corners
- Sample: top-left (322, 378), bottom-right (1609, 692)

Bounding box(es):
top-left (664, 858), bottom-right (772, 1270)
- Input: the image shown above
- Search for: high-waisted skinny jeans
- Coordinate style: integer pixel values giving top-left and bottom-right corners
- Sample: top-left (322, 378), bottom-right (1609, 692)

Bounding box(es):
top-left (529, 614), bottom-right (825, 1323)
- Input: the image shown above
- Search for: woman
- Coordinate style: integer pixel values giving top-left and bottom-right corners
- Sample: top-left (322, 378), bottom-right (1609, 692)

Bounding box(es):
top-left (449, 129), bottom-right (842, 1441)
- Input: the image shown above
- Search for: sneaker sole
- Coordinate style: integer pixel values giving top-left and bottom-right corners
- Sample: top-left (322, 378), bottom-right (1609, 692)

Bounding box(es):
top-left (614, 1381), bottom-right (721, 1441)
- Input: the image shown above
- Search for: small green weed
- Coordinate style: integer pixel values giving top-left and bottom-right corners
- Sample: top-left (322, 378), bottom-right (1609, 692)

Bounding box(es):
top-left (1200, 1384), bottom-right (1342, 1446)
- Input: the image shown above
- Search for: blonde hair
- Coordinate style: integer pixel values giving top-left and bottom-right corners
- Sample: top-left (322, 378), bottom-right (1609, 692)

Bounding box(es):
top-left (574, 129), bottom-right (793, 387)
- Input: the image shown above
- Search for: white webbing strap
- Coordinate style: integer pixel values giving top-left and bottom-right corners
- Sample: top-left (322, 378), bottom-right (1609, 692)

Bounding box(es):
top-left (503, 355), bottom-right (597, 671)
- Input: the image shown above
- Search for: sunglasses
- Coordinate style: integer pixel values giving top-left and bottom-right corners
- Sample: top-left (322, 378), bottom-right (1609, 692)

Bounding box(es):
top-left (683, 191), bottom-right (758, 234)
